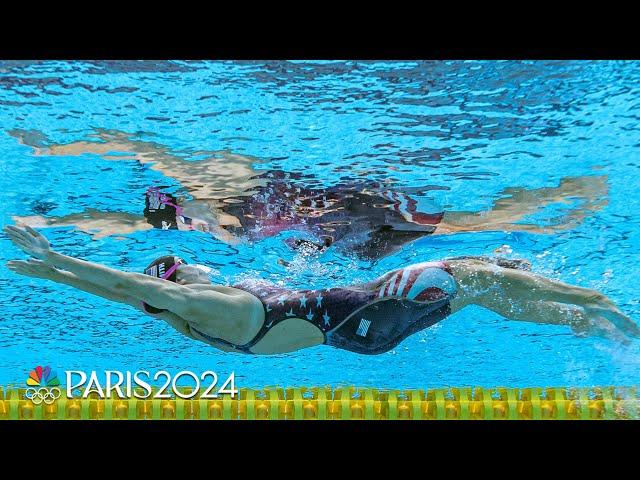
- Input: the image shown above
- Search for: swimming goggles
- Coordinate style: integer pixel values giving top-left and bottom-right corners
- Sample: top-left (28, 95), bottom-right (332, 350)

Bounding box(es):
top-left (147, 187), bottom-right (196, 230)
top-left (140, 258), bottom-right (185, 313)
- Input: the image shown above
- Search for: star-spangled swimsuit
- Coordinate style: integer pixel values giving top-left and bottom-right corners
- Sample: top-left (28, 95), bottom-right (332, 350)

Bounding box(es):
top-left (189, 261), bottom-right (458, 355)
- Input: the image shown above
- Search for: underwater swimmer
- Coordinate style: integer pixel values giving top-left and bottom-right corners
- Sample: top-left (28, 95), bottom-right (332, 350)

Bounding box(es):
top-left (14, 173), bottom-right (609, 259)
top-left (12, 129), bottom-right (608, 259)
top-left (6, 225), bottom-right (639, 354)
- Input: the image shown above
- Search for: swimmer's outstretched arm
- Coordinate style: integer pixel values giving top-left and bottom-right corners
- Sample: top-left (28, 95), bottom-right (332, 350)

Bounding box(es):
top-left (6, 258), bottom-right (138, 306)
top-left (6, 258), bottom-right (198, 340)
top-left (436, 175), bottom-right (608, 234)
top-left (4, 226), bottom-right (182, 311)
top-left (449, 259), bottom-right (640, 343)
top-left (3, 225), bottom-right (242, 321)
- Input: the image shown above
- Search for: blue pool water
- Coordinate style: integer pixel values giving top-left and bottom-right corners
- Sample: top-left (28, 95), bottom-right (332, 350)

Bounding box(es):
top-left (1, 60), bottom-right (639, 389)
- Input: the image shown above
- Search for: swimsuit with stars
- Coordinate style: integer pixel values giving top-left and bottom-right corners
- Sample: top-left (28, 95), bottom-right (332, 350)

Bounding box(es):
top-left (189, 261), bottom-right (457, 355)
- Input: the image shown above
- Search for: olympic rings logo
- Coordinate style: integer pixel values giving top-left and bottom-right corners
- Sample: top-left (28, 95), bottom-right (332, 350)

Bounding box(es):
top-left (25, 387), bottom-right (62, 405)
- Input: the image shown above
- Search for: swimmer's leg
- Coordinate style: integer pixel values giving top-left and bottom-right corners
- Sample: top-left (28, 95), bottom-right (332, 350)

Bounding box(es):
top-left (449, 259), bottom-right (640, 342)
top-left (435, 175), bottom-right (608, 234)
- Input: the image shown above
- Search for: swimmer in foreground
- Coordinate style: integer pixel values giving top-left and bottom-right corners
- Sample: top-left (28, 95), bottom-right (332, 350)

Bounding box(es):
top-left (6, 225), bottom-right (639, 354)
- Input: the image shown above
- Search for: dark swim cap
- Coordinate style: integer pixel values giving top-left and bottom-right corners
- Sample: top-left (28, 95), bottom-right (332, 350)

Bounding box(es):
top-left (144, 188), bottom-right (180, 230)
top-left (141, 255), bottom-right (187, 314)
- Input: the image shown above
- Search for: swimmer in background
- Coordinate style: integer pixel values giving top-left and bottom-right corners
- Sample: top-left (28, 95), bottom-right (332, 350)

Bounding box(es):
top-left (6, 225), bottom-right (639, 355)
top-left (11, 128), bottom-right (608, 259)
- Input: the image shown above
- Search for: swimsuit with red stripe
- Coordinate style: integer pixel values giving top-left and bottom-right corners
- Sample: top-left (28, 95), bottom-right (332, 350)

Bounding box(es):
top-left (190, 262), bottom-right (457, 355)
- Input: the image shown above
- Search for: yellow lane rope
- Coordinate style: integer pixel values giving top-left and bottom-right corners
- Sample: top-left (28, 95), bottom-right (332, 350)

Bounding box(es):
top-left (1, 386), bottom-right (636, 420)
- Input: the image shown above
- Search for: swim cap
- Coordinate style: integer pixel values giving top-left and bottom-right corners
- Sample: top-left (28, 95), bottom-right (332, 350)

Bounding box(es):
top-left (141, 255), bottom-right (187, 314)
top-left (144, 188), bottom-right (180, 230)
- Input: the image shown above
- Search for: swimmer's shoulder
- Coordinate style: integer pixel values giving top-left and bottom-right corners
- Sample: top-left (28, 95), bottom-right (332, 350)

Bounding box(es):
top-left (184, 283), bottom-right (265, 315)
top-left (184, 283), bottom-right (258, 296)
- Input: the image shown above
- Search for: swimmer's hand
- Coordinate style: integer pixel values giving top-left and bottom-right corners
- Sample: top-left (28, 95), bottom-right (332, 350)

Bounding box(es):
top-left (4, 225), bottom-right (52, 260)
top-left (7, 258), bottom-right (59, 280)
top-left (582, 302), bottom-right (640, 339)
top-left (571, 296), bottom-right (640, 344)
